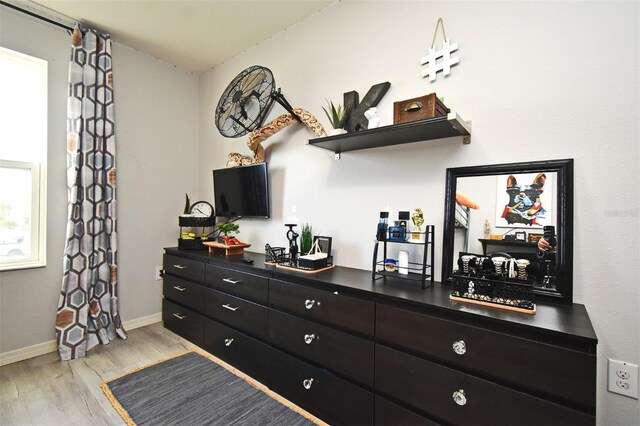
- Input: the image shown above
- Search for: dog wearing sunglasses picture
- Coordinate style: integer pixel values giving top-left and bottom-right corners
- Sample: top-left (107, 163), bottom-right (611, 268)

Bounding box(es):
top-left (501, 173), bottom-right (547, 226)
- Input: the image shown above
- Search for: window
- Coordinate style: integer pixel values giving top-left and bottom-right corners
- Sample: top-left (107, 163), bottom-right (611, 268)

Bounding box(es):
top-left (0, 47), bottom-right (48, 271)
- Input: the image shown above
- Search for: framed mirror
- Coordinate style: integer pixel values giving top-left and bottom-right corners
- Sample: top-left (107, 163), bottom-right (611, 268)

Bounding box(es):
top-left (442, 159), bottom-right (573, 304)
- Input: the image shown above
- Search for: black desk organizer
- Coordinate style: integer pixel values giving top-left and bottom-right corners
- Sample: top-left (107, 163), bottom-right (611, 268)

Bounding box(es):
top-left (449, 252), bottom-right (536, 313)
top-left (450, 274), bottom-right (535, 312)
top-left (178, 216), bottom-right (215, 250)
top-left (264, 244), bottom-right (333, 271)
top-left (372, 225), bottom-right (434, 289)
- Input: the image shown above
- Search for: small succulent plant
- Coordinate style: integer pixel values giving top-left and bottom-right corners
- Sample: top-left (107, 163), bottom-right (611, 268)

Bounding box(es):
top-left (322, 99), bottom-right (346, 129)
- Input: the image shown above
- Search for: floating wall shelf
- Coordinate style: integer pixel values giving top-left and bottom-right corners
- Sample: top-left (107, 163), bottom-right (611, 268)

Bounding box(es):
top-left (308, 111), bottom-right (471, 158)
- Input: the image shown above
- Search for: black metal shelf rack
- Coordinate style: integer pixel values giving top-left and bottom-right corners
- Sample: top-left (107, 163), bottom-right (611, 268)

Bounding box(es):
top-left (372, 225), bottom-right (435, 288)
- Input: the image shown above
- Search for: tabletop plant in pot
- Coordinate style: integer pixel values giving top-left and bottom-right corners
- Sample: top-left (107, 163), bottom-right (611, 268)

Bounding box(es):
top-left (300, 223), bottom-right (313, 255)
top-left (322, 99), bottom-right (347, 135)
top-left (217, 222), bottom-right (240, 245)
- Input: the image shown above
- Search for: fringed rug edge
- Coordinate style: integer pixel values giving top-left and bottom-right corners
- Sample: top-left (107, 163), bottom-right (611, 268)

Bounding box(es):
top-left (100, 348), bottom-right (327, 426)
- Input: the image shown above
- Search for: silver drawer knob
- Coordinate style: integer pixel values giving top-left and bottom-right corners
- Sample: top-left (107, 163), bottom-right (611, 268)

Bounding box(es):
top-left (453, 389), bottom-right (467, 406)
top-left (304, 334), bottom-right (316, 344)
top-left (224, 338), bottom-right (234, 347)
top-left (304, 299), bottom-right (320, 309)
top-left (453, 340), bottom-right (467, 355)
top-left (303, 378), bottom-right (314, 390)
top-left (173, 264), bottom-right (187, 270)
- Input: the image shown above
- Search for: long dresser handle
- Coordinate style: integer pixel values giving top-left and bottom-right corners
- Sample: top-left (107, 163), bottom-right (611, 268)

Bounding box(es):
top-left (453, 340), bottom-right (466, 355)
top-left (453, 389), bottom-right (467, 406)
top-left (223, 278), bottom-right (240, 285)
top-left (304, 334), bottom-right (316, 344)
top-left (172, 313), bottom-right (186, 320)
top-left (222, 304), bottom-right (239, 312)
top-left (304, 299), bottom-right (319, 309)
top-left (303, 378), bottom-right (314, 390)
top-left (224, 338), bottom-right (234, 346)
top-left (173, 264), bottom-right (187, 270)
top-left (173, 286), bottom-right (186, 292)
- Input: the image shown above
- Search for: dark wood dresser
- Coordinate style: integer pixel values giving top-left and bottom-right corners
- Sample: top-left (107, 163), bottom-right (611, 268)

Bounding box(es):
top-left (162, 248), bottom-right (597, 425)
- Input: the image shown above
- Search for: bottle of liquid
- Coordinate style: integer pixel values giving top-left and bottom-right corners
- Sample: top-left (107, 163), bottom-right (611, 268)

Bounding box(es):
top-left (398, 250), bottom-right (409, 275)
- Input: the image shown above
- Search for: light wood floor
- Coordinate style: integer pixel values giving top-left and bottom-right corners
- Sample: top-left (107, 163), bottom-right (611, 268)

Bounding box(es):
top-left (0, 322), bottom-right (198, 426)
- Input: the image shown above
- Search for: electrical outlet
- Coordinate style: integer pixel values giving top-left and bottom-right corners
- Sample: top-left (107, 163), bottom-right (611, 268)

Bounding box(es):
top-left (155, 266), bottom-right (163, 281)
top-left (608, 359), bottom-right (638, 399)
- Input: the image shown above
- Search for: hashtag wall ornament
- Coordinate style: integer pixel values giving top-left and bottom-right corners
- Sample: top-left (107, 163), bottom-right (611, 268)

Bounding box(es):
top-left (420, 18), bottom-right (460, 82)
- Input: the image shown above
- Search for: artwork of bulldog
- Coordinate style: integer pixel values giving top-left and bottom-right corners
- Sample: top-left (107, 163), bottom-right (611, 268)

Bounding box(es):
top-left (501, 173), bottom-right (547, 226)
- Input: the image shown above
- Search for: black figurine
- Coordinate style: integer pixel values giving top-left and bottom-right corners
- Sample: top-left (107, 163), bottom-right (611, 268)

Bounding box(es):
top-left (285, 223), bottom-right (299, 265)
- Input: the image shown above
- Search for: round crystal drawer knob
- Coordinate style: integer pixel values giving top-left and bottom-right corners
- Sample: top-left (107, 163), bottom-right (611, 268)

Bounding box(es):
top-left (304, 333), bottom-right (316, 344)
top-left (453, 389), bottom-right (467, 406)
top-left (453, 340), bottom-right (466, 355)
top-left (304, 299), bottom-right (317, 309)
top-left (224, 338), bottom-right (234, 347)
top-left (303, 378), bottom-right (314, 390)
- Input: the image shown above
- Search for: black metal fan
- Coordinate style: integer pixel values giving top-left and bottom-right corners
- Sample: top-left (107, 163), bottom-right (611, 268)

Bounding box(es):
top-left (215, 65), bottom-right (300, 138)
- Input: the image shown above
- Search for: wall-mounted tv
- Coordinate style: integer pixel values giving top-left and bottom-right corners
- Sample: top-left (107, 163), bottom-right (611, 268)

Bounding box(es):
top-left (213, 163), bottom-right (270, 218)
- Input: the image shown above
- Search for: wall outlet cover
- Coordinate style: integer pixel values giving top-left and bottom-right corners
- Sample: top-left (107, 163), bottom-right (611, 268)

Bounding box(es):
top-left (608, 358), bottom-right (638, 399)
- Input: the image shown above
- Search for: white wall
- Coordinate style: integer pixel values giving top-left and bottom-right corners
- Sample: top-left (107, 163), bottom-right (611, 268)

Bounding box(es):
top-left (199, 1), bottom-right (639, 424)
top-left (0, 8), bottom-right (199, 353)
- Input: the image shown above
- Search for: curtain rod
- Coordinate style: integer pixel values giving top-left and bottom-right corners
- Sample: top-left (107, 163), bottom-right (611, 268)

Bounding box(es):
top-left (1, 0), bottom-right (73, 32)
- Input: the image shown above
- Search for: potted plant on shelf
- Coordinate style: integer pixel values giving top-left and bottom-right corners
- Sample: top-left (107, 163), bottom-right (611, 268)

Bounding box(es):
top-left (217, 222), bottom-right (240, 245)
top-left (322, 99), bottom-right (347, 135)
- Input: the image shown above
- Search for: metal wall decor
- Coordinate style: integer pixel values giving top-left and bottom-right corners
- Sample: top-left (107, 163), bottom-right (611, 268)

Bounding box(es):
top-left (420, 18), bottom-right (460, 82)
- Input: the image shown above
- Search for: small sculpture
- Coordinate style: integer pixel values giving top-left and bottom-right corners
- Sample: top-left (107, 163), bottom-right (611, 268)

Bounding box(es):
top-left (411, 208), bottom-right (425, 231)
top-left (364, 107), bottom-right (381, 129)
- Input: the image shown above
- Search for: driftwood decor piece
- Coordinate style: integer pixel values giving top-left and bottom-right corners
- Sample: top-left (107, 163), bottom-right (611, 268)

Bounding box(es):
top-left (343, 82), bottom-right (391, 133)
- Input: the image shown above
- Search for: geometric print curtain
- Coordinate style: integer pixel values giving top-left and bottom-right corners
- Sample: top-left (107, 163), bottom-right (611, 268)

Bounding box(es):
top-left (56, 24), bottom-right (126, 361)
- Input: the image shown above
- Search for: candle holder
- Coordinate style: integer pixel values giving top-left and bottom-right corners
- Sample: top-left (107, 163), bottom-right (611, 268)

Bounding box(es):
top-left (516, 259), bottom-right (530, 280)
top-left (492, 256), bottom-right (506, 276)
top-left (460, 255), bottom-right (476, 274)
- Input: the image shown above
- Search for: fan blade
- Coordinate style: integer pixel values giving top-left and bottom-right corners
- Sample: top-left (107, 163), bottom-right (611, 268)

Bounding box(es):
top-left (240, 71), bottom-right (266, 96)
top-left (220, 103), bottom-right (237, 124)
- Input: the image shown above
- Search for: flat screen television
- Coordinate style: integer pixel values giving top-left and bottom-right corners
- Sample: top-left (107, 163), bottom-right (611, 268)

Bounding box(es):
top-left (213, 163), bottom-right (270, 218)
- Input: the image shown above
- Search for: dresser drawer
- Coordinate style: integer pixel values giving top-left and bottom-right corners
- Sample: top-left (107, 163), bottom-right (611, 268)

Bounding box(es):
top-left (206, 264), bottom-right (268, 304)
top-left (269, 309), bottom-right (374, 387)
top-left (204, 287), bottom-right (269, 341)
top-left (271, 348), bottom-right (374, 426)
top-left (376, 304), bottom-right (596, 409)
top-left (375, 396), bottom-right (440, 426)
top-left (203, 318), bottom-right (273, 387)
top-left (270, 279), bottom-right (374, 336)
top-left (163, 254), bottom-right (205, 282)
top-left (162, 299), bottom-right (204, 346)
top-left (376, 345), bottom-right (594, 425)
top-left (163, 275), bottom-right (204, 312)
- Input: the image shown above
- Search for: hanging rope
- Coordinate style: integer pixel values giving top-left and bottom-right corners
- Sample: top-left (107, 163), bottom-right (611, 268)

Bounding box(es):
top-left (430, 17), bottom-right (448, 48)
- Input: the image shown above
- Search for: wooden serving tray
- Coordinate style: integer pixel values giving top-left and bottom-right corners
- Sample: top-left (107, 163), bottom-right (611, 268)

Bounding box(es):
top-left (202, 241), bottom-right (251, 256)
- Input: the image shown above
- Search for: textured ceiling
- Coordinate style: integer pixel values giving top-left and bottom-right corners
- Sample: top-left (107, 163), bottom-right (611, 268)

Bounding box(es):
top-left (21, 0), bottom-right (335, 73)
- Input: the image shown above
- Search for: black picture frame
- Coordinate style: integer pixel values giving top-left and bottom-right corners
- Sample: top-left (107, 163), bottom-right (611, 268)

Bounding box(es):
top-left (313, 236), bottom-right (332, 258)
top-left (442, 159), bottom-right (574, 304)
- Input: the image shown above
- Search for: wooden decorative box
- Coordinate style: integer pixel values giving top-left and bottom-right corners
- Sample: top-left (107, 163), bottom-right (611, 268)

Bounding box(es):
top-left (393, 93), bottom-right (449, 124)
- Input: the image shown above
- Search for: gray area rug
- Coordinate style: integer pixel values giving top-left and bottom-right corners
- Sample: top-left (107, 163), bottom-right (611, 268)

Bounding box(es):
top-left (103, 351), bottom-right (315, 426)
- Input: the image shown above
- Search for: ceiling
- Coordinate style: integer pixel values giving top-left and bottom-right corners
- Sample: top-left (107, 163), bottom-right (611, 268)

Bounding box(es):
top-left (16, 0), bottom-right (336, 73)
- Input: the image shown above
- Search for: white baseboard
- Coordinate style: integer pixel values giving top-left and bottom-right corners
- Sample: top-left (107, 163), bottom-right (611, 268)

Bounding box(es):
top-left (0, 312), bottom-right (162, 366)
top-left (122, 312), bottom-right (162, 330)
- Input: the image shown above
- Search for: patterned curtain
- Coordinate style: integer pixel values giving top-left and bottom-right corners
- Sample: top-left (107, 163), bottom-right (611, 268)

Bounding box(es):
top-left (56, 24), bottom-right (126, 361)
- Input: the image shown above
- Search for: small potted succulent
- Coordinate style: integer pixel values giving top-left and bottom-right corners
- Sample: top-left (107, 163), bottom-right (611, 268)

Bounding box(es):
top-left (322, 99), bottom-right (347, 135)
